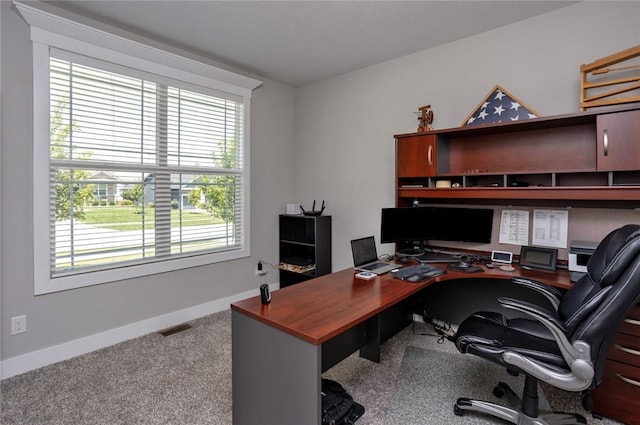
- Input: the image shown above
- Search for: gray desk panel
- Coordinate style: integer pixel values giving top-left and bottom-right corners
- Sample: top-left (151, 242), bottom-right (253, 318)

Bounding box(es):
top-left (232, 310), bottom-right (322, 425)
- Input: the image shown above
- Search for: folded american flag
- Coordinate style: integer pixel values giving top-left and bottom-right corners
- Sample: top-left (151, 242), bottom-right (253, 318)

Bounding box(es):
top-left (462, 85), bottom-right (539, 126)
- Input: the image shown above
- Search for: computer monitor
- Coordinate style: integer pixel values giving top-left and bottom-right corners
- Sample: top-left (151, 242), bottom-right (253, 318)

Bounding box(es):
top-left (380, 207), bottom-right (435, 244)
top-left (430, 207), bottom-right (494, 243)
top-left (380, 206), bottom-right (494, 245)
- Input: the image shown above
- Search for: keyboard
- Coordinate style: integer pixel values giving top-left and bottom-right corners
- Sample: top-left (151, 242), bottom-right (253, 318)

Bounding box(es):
top-left (391, 263), bottom-right (446, 282)
top-left (361, 261), bottom-right (388, 271)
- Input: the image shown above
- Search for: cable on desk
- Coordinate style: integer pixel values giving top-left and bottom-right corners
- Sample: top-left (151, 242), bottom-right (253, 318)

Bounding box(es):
top-left (378, 253), bottom-right (394, 262)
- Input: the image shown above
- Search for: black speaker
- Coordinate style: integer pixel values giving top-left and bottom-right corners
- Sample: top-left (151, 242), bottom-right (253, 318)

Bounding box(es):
top-left (260, 284), bottom-right (271, 304)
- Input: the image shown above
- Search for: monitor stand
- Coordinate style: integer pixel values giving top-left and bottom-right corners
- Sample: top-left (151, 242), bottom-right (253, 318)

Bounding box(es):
top-left (415, 245), bottom-right (460, 262)
top-left (396, 247), bottom-right (424, 257)
top-left (417, 253), bottom-right (459, 263)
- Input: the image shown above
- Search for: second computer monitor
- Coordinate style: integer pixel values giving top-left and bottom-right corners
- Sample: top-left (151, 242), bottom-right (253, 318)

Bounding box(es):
top-left (380, 206), bottom-right (494, 245)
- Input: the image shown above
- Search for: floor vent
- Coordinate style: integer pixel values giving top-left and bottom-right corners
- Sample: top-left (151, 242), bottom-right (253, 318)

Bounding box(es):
top-left (159, 323), bottom-right (192, 336)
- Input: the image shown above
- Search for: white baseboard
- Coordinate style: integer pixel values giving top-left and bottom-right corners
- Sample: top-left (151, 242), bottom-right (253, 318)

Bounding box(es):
top-left (1, 283), bottom-right (278, 380)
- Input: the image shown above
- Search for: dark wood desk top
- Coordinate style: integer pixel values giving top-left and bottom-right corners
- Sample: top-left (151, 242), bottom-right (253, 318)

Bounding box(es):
top-left (231, 263), bottom-right (572, 345)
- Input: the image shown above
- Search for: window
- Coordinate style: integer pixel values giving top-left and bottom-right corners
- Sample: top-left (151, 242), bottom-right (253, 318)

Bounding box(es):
top-left (17, 3), bottom-right (261, 294)
top-left (50, 55), bottom-right (244, 272)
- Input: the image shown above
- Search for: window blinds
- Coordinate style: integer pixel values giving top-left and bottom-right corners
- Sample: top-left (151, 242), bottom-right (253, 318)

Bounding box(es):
top-left (49, 53), bottom-right (245, 277)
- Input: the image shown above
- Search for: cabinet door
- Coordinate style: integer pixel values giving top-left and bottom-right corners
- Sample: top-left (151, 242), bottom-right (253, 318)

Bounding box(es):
top-left (397, 135), bottom-right (436, 177)
top-left (597, 110), bottom-right (640, 171)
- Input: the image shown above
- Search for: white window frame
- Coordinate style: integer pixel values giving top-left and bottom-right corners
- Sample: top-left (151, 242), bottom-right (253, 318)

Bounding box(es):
top-left (16, 2), bottom-right (262, 295)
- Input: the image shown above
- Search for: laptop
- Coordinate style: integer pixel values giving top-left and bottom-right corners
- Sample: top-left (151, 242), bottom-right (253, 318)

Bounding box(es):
top-left (350, 236), bottom-right (399, 275)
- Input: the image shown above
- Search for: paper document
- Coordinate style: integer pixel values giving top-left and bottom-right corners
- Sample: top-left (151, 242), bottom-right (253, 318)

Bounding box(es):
top-left (532, 209), bottom-right (568, 249)
top-left (499, 210), bottom-right (529, 245)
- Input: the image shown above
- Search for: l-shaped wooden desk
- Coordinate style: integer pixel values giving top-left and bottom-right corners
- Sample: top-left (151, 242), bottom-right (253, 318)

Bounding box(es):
top-left (231, 263), bottom-right (571, 425)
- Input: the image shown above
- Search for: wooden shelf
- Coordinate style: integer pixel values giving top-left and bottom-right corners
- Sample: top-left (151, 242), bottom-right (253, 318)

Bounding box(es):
top-left (399, 186), bottom-right (640, 199)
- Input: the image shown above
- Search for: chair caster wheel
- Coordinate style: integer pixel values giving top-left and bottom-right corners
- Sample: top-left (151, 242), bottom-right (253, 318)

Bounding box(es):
top-left (493, 386), bottom-right (504, 398)
top-left (493, 382), bottom-right (510, 398)
top-left (454, 405), bottom-right (465, 416)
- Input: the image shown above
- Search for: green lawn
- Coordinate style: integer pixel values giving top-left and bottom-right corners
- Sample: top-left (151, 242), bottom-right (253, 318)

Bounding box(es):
top-left (82, 206), bottom-right (221, 231)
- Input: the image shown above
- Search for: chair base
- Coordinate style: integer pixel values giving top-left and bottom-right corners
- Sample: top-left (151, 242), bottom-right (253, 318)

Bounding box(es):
top-left (455, 397), bottom-right (587, 424)
top-left (454, 379), bottom-right (587, 425)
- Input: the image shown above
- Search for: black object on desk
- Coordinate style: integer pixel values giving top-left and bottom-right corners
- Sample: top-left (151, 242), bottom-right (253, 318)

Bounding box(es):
top-left (447, 263), bottom-right (484, 273)
top-left (260, 284), bottom-right (271, 304)
top-left (391, 263), bottom-right (446, 282)
top-left (519, 246), bottom-right (558, 271)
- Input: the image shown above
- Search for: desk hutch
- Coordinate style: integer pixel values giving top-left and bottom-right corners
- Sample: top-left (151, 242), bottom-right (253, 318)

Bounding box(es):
top-left (395, 105), bottom-right (640, 209)
top-left (395, 104), bottom-right (640, 424)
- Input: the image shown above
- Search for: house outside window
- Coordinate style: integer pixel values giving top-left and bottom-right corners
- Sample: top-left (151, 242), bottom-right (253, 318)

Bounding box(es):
top-left (88, 171), bottom-right (120, 205)
top-left (17, 3), bottom-right (262, 294)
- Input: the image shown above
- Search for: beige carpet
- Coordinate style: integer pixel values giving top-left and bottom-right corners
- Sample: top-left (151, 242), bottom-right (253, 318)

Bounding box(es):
top-left (1, 312), bottom-right (624, 425)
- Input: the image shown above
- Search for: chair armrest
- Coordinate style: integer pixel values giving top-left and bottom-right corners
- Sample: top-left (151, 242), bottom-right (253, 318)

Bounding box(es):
top-left (498, 297), bottom-right (594, 391)
top-left (499, 297), bottom-right (564, 332)
top-left (511, 277), bottom-right (563, 310)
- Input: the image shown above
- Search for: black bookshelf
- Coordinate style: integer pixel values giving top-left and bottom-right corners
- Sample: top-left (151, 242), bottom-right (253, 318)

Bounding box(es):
top-left (279, 214), bottom-right (331, 288)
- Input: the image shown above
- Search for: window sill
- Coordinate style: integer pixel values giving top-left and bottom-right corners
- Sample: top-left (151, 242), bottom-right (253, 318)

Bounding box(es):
top-left (35, 248), bottom-right (249, 295)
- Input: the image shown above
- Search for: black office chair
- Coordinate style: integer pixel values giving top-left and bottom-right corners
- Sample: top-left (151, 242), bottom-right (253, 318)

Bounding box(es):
top-left (451, 224), bottom-right (640, 425)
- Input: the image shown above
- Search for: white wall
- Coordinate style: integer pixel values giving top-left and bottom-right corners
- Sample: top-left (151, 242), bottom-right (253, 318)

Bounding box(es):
top-left (295, 1), bottom-right (640, 272)
top-left (0, 1), bottom-right (295, 375)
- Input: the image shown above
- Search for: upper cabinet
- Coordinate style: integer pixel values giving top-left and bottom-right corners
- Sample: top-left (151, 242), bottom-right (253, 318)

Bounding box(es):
top-left (397, 134), bottom-right (437, 177)
top-left (395, 105), bottom-right (640, 208)
top-left (596, 110), bottom-right (640, 172)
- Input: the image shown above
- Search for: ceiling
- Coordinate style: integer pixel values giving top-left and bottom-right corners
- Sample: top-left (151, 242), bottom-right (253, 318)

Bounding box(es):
top-left (45, 1), bottom-right (576, 87)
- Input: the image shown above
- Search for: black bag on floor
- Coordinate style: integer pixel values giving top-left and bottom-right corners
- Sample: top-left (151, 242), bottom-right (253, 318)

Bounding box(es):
top-left (321, 379), bottom-right (365, 425)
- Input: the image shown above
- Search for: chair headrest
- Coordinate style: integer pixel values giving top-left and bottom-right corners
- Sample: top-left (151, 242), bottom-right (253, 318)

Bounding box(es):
top-left (588, 224), bottom-right (640, 287)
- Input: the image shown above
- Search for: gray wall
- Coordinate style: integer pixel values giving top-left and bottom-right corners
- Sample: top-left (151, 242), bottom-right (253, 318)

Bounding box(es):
top-left (2, 1), bottom-right (640, 367)
top-left (294, 1), bottom-right (640, 272)
top-left (0, 2), bottom-right (295, 362)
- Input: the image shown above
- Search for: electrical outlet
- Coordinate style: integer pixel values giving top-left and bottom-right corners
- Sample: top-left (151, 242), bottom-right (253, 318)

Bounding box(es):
top-left (256, 262), bottom-right (267, 276)
top-left (11, 315), bottom-right (27, 335)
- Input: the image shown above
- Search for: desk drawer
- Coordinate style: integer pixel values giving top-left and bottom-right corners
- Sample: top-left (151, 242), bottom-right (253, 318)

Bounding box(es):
top-left (608, 332), bottom-right (640, 366)
top-left (619, 305), bottom-right (640, 337)
top-left (592, 360), bottom-right (640, 425)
